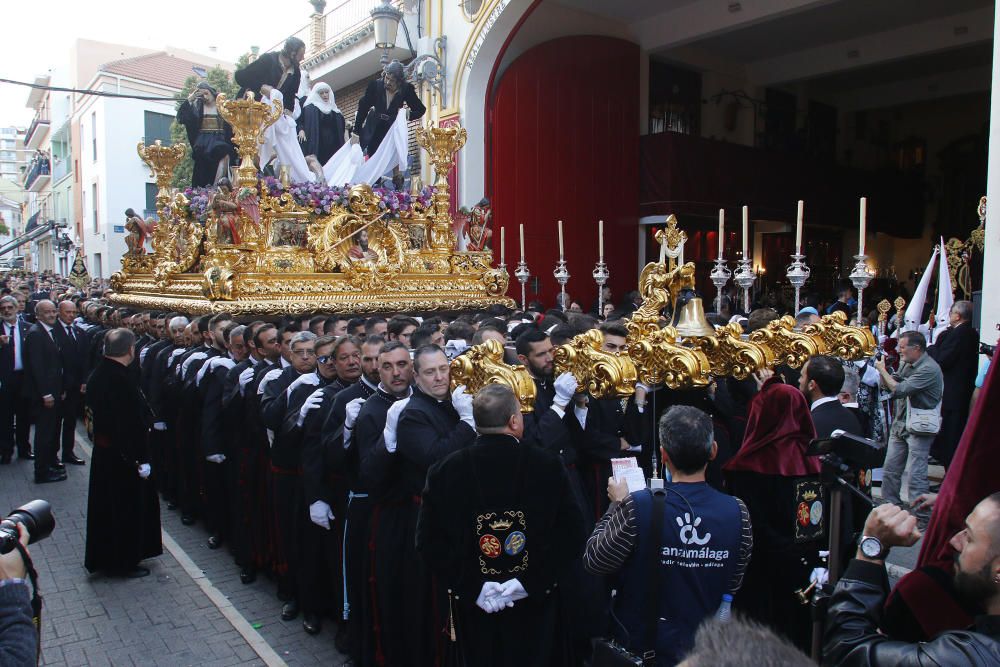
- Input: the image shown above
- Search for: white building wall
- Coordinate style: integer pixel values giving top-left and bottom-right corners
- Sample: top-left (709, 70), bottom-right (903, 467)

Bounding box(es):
top-left (79, 91), bottom-right (171, 278)
top-left (980, 3), bottom-right (1000, 344)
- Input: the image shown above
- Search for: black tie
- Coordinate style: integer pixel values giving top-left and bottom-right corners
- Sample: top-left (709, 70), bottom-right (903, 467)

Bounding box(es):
top-left (6, 324), bottom-right (13, 362)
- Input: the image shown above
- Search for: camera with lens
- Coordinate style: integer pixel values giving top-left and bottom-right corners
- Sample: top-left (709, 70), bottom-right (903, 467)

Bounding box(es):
top-left (980, 342), bottom-right (995, 359)
top-left (0, 500), bottom-right (55, 555)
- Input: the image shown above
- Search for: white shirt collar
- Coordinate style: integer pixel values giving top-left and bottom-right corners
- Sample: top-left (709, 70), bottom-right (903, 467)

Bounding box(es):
top-left (842, 401), bottom-right (859, 409)
top-left (810, 396), bottom-right (840, 411)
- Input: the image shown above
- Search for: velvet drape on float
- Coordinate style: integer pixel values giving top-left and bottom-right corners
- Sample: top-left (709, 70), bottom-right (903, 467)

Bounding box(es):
top-left (488, 36), bottom-right (640, 307)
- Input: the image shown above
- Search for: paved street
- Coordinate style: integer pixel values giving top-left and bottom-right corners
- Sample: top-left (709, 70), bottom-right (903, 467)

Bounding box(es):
top-left (0, 427), bottom-right (347, 667)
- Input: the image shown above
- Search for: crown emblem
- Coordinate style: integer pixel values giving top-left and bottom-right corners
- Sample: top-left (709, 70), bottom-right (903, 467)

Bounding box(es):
top-left (803, 491), bottom-right (817, 501)
top-left (489, 519), bottom-right (512, 531)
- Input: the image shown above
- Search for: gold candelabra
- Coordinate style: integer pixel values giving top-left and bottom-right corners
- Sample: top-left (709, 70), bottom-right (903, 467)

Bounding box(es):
top-left (416, 122), bottom-right (467, 253)
top-left (137, 140), bottom-right (186, 218)
top-left (217, 92), bottom-right (283, 190)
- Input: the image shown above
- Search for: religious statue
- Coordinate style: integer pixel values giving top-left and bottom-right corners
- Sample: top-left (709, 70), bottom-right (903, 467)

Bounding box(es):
top-left (210, 178), bottom-right (241, 245)
top-left (176, 82), bottom-right (236, 188)
top-left (349, 228), bottom-right (378, 261)
top-left (124, 208), bottom-right (152, 257)
top-left (462, 198), bottom-right (492, 252)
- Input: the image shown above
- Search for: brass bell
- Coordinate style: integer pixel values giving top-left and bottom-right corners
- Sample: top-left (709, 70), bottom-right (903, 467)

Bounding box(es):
top-left (673, 296), bottom-right (717, 338)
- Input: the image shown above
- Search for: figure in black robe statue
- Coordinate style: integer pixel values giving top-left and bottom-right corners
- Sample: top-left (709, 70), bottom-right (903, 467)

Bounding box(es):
top-left (84, 329), bottom-right (162, 577)
top-left (175, 83), bottom-right (235, 188)
top-left (354, 60), bottom-right (426, 157)
top-left (297, 82), bottom-right (346, 165)
top-left (234, 37), bottom-right (305, 109)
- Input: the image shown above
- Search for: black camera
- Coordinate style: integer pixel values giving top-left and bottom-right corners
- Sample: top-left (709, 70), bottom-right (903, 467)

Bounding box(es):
top-left (0, 500), bottom-right (55, 555)
top-left (980, 342), bottom-right (995, 359)
top-left (807, 430), bottom-right (885, 472)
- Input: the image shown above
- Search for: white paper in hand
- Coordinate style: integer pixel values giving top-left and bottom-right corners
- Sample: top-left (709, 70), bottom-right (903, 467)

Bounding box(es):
top-left (611, 457), bottom-right (647, 493)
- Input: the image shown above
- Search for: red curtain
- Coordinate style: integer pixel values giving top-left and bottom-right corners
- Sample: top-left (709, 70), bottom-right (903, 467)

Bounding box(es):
top-left (488, 36), bottom-right (640, 308)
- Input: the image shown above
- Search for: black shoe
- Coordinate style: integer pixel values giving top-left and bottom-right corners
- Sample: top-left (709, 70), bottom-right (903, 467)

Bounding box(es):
top-left (240, 568), bottom-right (256, 585)
top-left (51, 461), bottom-right (65, 471)
top-left (281, 600), bottom-right (299, 621)
top-left (63, 455), bottom-right (86, 466)
top-left (166, 501), bottom-right (177, 510)
top-left (18, 452), bottom-right (34, 461)
top-left (207, 535), bottom-right (222, 549)
top-left (303, 613), bottom-right (322, 635)
top-left (181, 514), bottom-right (196, 526)
top-left (35, 469), bottom-right (67, 483)
top-left (109, 566), bottom-right (150, 579)
top-left (0, 455), bottom-right (11, 465)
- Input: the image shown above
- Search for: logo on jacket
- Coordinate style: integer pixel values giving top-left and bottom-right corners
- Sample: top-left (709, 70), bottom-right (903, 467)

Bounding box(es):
top-left (676, 512), bottom-right (712, 546)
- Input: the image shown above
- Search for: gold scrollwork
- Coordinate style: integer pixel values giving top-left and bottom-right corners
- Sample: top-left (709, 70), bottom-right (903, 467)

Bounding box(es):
top-left (450, 339), bottom-right (537, 412)
top-left (805, 312), bottom-right (876, 360)
top-left (553, 329), bottom-right (637, 399)
top-left (748, 316), bottom-right (820, 369)
top-left (693, 322), bottom-right (773, 380)
top-left (626, 325), bottom-right (712, 390)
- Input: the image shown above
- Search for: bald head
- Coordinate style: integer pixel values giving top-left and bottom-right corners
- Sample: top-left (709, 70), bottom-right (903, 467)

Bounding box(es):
top-left (34, 300), bottom-right (57, 326)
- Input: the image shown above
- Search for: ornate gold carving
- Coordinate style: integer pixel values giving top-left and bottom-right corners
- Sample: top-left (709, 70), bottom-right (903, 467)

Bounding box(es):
top-left (416, 122), bottom-right (467, 253)
top-left (202, 266), bottom-right (236, 300)
top-left (553, 329), bottom-right (637, 398)
top-left (217, 92), bottom-right (282, 189)
top-left (450, 339), bottom-right (537, 412)
top-left (748, 316), bottom-right (820, 369)
top-left (626, 325), bottom-right (712, 390)
top-left (805, 311), bottom-right (876, 361)
top-left (876, 300), bottom-right (892, 338)
top-left (692, 322), bottom-right (773, 380)
top-left (655, 214), bottom-right (687, 270)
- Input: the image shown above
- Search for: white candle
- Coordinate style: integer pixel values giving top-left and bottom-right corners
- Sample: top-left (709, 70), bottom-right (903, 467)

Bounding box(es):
top-left (859, 197), bottom-right (867, 255)
top-left (519, 223), bottom-right (525, 261)
top-left (679, 245), bottom-right (684, 266)
top-left (718, 209), bottom-right (725, 258)
top-left (796, 200), bottom-right (804, 254)
top-left (742, 205), bottom-right (749, 258)
top-left (500, 226), bottom-right (505, 264)
top-left (659, 233), bottom-right (666, 264)
top-left (558, 220), bottom-right (564, 259)
top-left (598, 219), bottom-right (604, 261)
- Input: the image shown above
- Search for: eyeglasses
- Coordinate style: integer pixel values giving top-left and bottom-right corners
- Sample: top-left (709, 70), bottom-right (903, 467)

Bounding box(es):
top-left (317, 355), bottom-right (334, 364)
top-left (292, 349), bottom-right (316, 358)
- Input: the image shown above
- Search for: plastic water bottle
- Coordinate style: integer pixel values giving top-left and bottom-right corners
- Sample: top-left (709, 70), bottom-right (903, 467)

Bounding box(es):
top-left (715, 594), bottom-right (733, 622)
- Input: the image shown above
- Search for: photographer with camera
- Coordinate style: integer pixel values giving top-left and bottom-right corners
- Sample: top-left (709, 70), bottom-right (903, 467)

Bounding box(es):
top-left (0, 523), bottom-right (34, 667)
top-left (823, 497), bottom-right (1000, 665)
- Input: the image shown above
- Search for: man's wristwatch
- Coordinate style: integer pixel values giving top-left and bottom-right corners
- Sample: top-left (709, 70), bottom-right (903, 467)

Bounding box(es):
top-left (859, 535), bottom-right (887, 560)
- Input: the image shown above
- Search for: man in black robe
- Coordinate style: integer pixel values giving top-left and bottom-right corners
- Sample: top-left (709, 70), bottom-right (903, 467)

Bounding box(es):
top-left (175, 83), bottom-right (236, 188)
top-left (927, 300), bottom-right (979, 467)
top-left (354, 340), bottom-right (413, 665)
top-left (314, 335), bottom-right (382, 664)
top-left (374, 345), bottom-right (477, 665)
top-left (416, 384), bottom-right (587, 667)
top-left (84, 328), bottom-right (161, 577)
top-left (354, 60), bottom-right (426, 157)
top-left (234, 37), bottom-right (305, 108)
top-left (145, 315), bottom-right (188, 504)
top-left (260, 330), bottom-right (317, 621)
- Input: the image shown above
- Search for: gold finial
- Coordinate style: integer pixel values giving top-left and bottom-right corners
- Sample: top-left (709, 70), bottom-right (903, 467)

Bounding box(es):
top-left (217, 91), bottom-right (283, 190)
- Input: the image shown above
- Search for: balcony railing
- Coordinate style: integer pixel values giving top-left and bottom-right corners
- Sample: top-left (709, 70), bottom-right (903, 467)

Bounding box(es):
top-left (270, 0), bottom-right (401, 62)
top-left (25, 109), bottom-right (51, 149)
top-left (51, 156), bottom-right (70, 182)
top-left (23, 156), bottom-right (50, 191)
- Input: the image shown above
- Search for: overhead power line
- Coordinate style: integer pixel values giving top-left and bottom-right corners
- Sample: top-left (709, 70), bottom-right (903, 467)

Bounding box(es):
top-left (0, 77), bottom-right (181, 102)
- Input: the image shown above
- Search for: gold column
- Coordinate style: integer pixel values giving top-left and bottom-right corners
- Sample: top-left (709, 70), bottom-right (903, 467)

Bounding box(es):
top-left (217, 92), bottom-right (282, 191)
top-left (416, 122), bottom-right (467, 256)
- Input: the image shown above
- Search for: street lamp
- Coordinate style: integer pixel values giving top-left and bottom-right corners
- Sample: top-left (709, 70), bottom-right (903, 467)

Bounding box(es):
top-left (369, 0), bottom-right (448, 106)
top-left (371, 0), bottom-right (403, 65)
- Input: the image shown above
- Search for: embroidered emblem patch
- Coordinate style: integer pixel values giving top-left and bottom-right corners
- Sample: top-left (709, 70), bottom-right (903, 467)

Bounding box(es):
top-left (504, 531), bottom-right (526, 556)
top-left (797, 502), bottom-right (811, 527)
top-left (479, 534), bottom-right (501, 558)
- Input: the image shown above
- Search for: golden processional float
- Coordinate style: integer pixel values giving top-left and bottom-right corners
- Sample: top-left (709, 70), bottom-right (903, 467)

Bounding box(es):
top-left (109, 93), bottom-right (877, 412)
top-left (110, 92), bottom-right (512, 315)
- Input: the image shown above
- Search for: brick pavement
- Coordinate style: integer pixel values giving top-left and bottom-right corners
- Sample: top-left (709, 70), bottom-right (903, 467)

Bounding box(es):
top-left (0, 427), bottom-right (348, 667)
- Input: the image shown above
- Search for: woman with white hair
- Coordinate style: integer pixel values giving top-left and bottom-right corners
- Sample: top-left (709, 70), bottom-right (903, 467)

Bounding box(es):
top-left (297, 82), bottom-right (346, 164)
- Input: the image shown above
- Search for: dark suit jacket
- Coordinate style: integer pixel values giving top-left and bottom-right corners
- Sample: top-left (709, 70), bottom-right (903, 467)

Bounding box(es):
top-left (23, 323), bottom-right (63, 401)
top-left (53, 321), bottom-right (86, 391)
top-left (811, 399), bottom-right (862, 439)
top-left (234, 52), bottom-right (300, 110)
top-left (0, 319), bottom-right (30, 382)
top-left (927, 322), bottom-right (979, 412)
top-left (354, 78), bottom-right (427, 156)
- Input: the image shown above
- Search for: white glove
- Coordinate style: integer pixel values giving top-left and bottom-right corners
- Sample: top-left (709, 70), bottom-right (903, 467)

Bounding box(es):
top-left (137, 464), bottom-right (151, 479)
top-left (152, 421), bottom-right (167, 431)
top-left (206, 454), bottom-right (226, 464)
top-left (238, 367), bottom-right (255, 396)
top-left (499, 578), bottom-right (528, 603)
top-left (383, 397), bottom-right (410, 454)
top-left (309, 500), bottom-right (335, 530)
top-left (809, 567), bottom-right (829, 587)
top-left (344, 397), bottom-right (365, 430)
top-left (452, 385), bottom-right (474, 428)
top-left (476, 581), bottom-right (513, 614)
top-left (297, 389), bottom-right (324, 427)
top-left (552, 372), bottom-right (578, 409)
